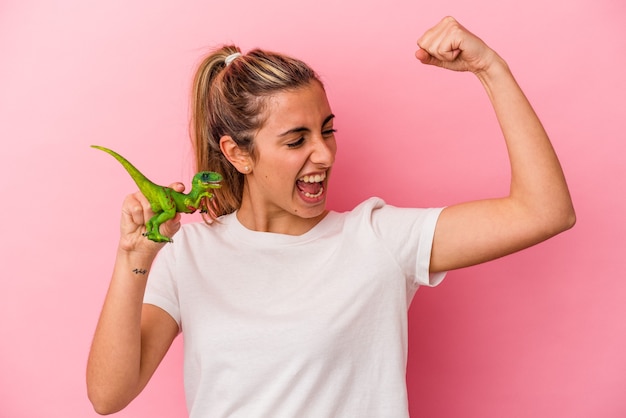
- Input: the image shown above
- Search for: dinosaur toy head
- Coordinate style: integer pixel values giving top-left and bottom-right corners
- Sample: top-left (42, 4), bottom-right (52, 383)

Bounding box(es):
top-left (193, 171), bottom-right (223, 190)
top-left (193, 171), bottom-right (222, 215)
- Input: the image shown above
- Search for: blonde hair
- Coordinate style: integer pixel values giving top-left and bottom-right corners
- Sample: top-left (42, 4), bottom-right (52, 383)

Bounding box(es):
top-left (190, 46), bottom-right (321, 220)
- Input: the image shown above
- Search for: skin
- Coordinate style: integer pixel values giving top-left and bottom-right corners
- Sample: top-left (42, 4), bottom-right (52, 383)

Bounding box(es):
top-left (87, 16), bottom-right (575, 414)
top-left (219, 80), bottom-right (337, 236)
top-left (414, 17), bottom-right (575, 272)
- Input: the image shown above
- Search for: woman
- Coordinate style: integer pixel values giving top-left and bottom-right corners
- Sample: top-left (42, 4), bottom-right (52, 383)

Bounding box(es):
top-left (87, 16), bottom-right (575, 417)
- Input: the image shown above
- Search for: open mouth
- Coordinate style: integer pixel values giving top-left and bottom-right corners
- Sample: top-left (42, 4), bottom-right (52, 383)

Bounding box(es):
top-left (296, 172), bottom-right (326, 199)
top-left (199, 171), bottom-right (223, 187)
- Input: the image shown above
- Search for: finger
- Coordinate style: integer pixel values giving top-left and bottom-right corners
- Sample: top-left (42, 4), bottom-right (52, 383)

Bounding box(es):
top-left (121, 195), bottom-right (145, 227)
top-left (121, 191), bottom-right (155, 233)
top-left (133, 191), bottom-right (154, 224)
top-left (169, 182), bottom-right (185, 193)
top-left (417, 17), bottom-right (452, 52)
top-left (418, 18), bottom-right (463, 63)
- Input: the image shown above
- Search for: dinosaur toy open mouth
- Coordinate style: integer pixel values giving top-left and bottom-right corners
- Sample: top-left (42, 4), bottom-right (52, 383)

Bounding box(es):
top-left (199, 171), bottom-right (223, 186)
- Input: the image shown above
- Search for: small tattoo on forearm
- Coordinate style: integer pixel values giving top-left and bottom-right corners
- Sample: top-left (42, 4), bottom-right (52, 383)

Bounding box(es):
top-left (132, 268), bottom-right (148, 275)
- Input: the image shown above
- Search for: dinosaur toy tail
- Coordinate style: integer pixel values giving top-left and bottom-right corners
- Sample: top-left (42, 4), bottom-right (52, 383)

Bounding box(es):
top-left (92, 144), bottom-right (223, 243)
top-left (91, 145), bottom-right (154, 188)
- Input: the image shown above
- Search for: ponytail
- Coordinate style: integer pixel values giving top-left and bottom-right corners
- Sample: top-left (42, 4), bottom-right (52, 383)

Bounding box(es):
top-left (190, 45), bottom-right (321, 221)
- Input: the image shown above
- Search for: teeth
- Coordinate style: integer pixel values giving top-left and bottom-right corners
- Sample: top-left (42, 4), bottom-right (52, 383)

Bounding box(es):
top-left (304, 187), bottom-right (324, 198)
top-left (300, 172), bottom-right (326, 183)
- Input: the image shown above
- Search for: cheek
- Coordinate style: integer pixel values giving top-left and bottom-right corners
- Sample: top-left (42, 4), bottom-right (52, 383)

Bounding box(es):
top-left (257, 158), bottom-right (298, 187)
top-left (330, 140), bottom-right (338, 157)
top-left (325, 136), bottom-right (338, 155)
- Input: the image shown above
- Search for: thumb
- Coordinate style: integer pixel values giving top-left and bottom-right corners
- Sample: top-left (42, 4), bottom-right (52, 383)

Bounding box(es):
top-left (415, 47), bottom-right (441, 66)
top-left (415, 46), bottom-right (462, 68)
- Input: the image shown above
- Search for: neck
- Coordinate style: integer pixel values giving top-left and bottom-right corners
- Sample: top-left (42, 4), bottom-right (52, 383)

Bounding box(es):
top-left (235, 201), bottom-right (328, 235)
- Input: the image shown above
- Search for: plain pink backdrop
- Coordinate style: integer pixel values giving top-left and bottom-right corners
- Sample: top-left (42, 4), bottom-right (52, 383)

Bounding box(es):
top-left (1, 0), bottom-right (624, 417)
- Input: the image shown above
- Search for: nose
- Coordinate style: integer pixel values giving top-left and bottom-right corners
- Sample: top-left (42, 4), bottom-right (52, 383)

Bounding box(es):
top-left (310, 136), bottom-right (336, 167)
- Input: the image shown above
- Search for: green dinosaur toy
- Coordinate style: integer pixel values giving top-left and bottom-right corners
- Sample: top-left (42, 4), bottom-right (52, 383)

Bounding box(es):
top-left (92, 145), bottom-right (222, 243)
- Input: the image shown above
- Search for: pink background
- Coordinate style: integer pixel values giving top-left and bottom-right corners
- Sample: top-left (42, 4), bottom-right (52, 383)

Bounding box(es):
top-left (1, 0), bottom-right (624, 417)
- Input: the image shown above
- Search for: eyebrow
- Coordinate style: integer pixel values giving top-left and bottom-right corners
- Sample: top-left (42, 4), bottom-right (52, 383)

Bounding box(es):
top-left (278, 114), bottom-right (335, 137)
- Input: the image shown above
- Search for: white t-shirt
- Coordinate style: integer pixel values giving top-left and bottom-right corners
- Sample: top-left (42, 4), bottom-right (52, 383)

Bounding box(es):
top-left (145, 197), bottom-right (445, 417)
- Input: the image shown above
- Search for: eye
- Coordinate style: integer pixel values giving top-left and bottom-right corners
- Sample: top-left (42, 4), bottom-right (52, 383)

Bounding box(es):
top-left (322, 128), bottom-right (337, 138)
top-left (286, 137), bottom-right (305, 148)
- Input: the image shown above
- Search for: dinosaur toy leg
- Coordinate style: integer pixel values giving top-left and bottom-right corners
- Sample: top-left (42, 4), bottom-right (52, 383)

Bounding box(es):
top-left (184, 192), bottom-right (212, 213)
top-left (144, 188), bottom-right (178, 243)
top-left (145, 209), bottom-right (177, 243)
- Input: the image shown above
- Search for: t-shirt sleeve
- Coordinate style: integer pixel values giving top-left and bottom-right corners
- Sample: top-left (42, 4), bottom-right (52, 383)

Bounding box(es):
top-left (144, 243), bottom-right (182, 330)
top-left (368, 198), bottom-right (446, 287)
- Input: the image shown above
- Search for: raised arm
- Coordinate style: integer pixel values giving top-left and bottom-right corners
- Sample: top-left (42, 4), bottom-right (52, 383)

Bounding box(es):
top-left (86, 187), bottom-right (181, 414)
top-left (415, 17), bottom-right (576, 273)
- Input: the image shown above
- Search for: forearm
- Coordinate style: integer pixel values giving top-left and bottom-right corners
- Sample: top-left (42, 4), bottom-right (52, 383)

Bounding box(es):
top-left (86, 248), bottom-right (156, 414)
top-left (475, 58), bottom-right (575, 232)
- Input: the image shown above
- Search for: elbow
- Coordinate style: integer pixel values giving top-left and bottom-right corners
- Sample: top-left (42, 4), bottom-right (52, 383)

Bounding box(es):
top-left (87, 385), bottom-right (131, 415)
top-left (92, 405), bottom-right (117, 416)
top-left (545, 202), bottom-right (577, 238)
top-left (86, 358), bottom-right (142, 415)
top-left (557, 199), bottom-right (577, 233)
top-left (563, 207), bottom-right (577, 231)
top-left (89, 399), bottom-right (117, 416)
top-left (89, 399), bottom-right (127, 416)
top-left (86, 361), bottom-right (139, 415)
top-left (88, 396), bottom-right (120, 416)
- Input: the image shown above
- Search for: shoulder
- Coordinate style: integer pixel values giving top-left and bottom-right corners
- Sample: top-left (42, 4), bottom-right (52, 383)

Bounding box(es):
top-left (343, 197), bottom-right (386, 219)
top-left (344, 197), bottom-right (442, 227)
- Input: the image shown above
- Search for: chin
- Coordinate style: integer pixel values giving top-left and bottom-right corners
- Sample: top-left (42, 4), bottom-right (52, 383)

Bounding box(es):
top-left (293, 196), bottom-right (327, 218)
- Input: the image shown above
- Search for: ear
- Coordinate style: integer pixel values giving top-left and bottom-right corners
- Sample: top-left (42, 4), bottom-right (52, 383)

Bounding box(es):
top-left (220, 135), bottom-right (252, 174)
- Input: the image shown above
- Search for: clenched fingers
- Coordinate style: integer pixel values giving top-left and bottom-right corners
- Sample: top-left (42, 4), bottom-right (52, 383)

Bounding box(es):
top-left (416, 16), bottom-right (494, 73)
